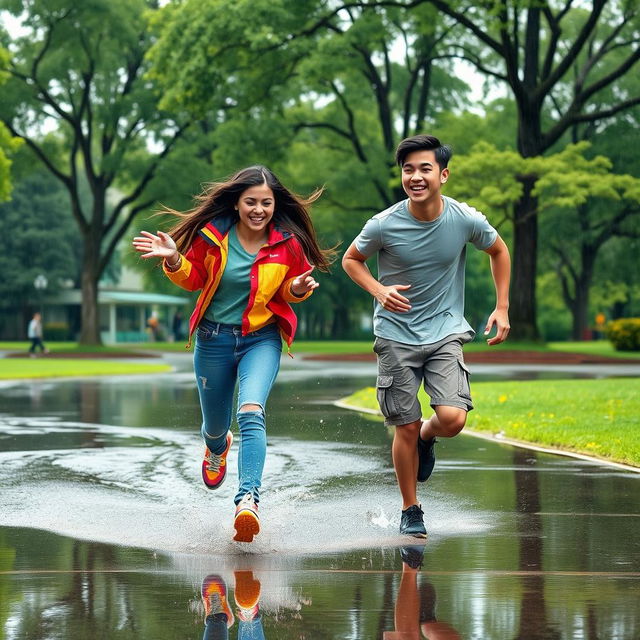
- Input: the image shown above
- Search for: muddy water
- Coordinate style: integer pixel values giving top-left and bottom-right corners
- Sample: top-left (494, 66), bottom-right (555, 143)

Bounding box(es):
top-left (0, 357), bottom-right (638, 639)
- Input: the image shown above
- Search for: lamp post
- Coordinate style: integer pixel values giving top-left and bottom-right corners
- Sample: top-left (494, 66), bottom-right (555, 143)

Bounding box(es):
top-left (34, 273), bottom-right (48, 317)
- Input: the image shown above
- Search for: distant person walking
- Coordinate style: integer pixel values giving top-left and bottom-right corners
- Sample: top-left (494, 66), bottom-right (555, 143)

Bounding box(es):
top-left (133, 165), bottom-right (333, 542)
top-left (27, 312), bottom-right (48, 356)
top-left (343, 134), bottom-right (511, 538)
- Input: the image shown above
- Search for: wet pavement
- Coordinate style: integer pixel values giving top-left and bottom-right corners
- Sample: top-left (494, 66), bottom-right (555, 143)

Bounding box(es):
top-left (0, 354), bottom-right (639, 639)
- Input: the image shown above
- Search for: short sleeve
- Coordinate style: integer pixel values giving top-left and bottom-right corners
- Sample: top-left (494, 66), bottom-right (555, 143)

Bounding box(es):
top-left (468, 208), bottom-right (498, 251)
top-left (354, 217), bottom-right (383, 257)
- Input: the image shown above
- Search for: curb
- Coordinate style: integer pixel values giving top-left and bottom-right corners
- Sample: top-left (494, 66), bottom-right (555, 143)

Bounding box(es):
top-left (333, 400), bottom-right (640, 475)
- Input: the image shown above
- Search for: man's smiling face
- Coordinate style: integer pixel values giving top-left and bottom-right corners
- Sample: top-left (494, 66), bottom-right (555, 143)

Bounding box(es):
top-left (400, 149), bottom-right (449, 205)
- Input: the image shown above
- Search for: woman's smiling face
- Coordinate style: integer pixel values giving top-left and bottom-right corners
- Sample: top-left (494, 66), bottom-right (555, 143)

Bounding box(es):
top-left (235, 182), bottom-right (275, 235)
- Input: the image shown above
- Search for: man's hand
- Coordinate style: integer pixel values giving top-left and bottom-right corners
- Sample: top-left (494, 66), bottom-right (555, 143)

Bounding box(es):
top-left (375, 285), bottom-right (412, 313)
top-left (291, 268), bottom-right (319, 296)
top-left (484, 308), bottom-right (510, 345)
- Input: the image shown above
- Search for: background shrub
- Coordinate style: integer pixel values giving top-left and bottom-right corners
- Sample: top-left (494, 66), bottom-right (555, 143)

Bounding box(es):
top-left (44, 322), bottom-right (71, 341)
top-left (606, 318), bottom-right (640, 351)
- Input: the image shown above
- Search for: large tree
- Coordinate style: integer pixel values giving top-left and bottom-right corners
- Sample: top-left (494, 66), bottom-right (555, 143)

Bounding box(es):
top-left (449, 141), bottom-right (640, 339)
top-left (0, 0), bottom-right (190, 344)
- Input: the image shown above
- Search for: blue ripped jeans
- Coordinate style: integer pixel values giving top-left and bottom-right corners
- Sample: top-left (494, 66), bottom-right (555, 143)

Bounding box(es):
top-left (203, 616), bottom-right (265, 640)
top-left (194, 320), bottom-right (282, 505)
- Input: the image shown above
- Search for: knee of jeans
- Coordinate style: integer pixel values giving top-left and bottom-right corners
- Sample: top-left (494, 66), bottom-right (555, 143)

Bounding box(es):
top-left (238, 402), bottom-right (264, 413)
top-left (237, 404), bottom-right (265, 427)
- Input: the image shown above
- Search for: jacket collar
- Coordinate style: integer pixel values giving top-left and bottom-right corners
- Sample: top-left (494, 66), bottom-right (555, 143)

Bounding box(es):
top-left (200, 216), bottom-right (293, 248)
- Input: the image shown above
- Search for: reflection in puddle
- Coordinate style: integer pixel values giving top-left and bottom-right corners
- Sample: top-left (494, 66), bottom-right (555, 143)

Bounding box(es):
top-left (1, 367), bottom-right (639, 638)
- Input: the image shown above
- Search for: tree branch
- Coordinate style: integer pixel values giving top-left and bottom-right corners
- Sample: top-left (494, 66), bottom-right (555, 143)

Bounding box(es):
top-left (538, 0), bottom-right (607, 97)
top-left (99, 198), bottom-right (156, 274)
top-left (103, 122), bottom-right (190, 236)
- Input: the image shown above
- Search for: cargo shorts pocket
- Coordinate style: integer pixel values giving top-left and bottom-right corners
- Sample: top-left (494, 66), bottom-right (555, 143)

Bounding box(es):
top-left (376, 375), bottom-right (398, 419)
top-left (457, 360), bottom-right (471, 400)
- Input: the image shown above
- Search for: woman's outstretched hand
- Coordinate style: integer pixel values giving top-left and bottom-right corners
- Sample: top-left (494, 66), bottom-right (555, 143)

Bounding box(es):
top-left (132, 230), bottom-right (178, 262)
top-left (291, 267), bottom-right (319, 297)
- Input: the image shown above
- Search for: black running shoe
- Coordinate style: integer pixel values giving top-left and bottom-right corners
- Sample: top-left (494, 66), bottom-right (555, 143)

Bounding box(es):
top-left (399, 504), bottom-right (427, 538)
top-left (400, 545), bottom-right (425, 569)
top-left (417, 436), bottom-right (436, 482)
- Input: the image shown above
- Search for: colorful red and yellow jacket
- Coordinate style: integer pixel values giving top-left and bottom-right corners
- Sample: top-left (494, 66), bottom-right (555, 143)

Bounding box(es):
top-left (163, 215), bottom-right (313, 348)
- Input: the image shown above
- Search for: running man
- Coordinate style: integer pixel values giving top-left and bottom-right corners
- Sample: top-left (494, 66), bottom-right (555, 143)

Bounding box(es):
top-left (342, 134), bottom-right (511, 537)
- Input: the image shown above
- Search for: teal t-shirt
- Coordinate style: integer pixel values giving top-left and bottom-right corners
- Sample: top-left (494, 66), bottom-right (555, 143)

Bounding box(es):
top-left (355, 196), bottom-right (498, 345)
top-left (205, 225), bottom-right (256, 325)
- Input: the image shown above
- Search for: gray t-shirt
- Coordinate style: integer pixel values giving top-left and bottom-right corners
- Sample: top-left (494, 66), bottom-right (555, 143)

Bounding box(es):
top-left (354, 196), bottom-right (497, 345)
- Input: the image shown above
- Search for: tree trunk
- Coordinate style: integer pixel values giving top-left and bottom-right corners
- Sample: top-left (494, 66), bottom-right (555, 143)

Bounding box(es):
top-left (571, 246), bottom-right (596, 341)
top-left (510, 175), bottom-right (539, 340)
top-left (79, 234), bottom-right (102, 346)
top-left (511, 96), bottom-right (544, 341)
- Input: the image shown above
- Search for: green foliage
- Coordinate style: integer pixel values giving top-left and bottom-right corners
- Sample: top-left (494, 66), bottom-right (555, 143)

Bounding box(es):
top-left (536, 271), bottom-right (573, 341)
top-left (0, 167), bottom-right (80, 305)
top-left (0, 46), bottom-right (22, 201)
top-left (606, 318), bottom-right (640, 351)
top-left (448, 141), bottom-right (638, 218)
top-left (147, 0), bottom-right (321, 117)
top-left (0, 119), bottom-right (21, 201)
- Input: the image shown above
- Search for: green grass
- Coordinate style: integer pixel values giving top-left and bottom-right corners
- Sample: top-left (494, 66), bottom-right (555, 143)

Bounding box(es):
top-left (548, 341), bottom-right (640, 359)
top-left (340, 378), bottom-right (640, 467)
top-left (0, 359), bottom-right (172, 379)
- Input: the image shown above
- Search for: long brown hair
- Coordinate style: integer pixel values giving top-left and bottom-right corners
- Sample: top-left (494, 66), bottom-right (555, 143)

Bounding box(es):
top-left (164, 165), bottom-right (335, 271)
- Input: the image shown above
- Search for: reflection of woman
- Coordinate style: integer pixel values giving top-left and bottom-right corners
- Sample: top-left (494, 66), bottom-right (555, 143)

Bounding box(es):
top-left (201, 572), bottom-right (263, 640)
top-left (133, 166), bottom-right (332, 542)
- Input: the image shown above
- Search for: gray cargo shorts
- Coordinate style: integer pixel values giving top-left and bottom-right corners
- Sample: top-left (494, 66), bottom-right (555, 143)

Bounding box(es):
top-left (373, 333), bottom-right (473, 427)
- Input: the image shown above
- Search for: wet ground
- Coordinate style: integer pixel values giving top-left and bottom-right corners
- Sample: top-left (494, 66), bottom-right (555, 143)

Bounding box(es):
top-left (0, 354), bottom-right (639, 639)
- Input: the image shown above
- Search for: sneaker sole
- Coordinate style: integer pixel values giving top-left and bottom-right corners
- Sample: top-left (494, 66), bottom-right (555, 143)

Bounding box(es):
top-left (233, 510), bottom-right (260, 543)
top-left (408, 531), bottom-right (428, 539)
top-left (234, 571), bottom-right (261, 610)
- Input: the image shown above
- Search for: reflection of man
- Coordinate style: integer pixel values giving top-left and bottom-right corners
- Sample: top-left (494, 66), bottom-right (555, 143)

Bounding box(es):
top-left (201, 571), bottom-right (264, 640)
top-left (383, 546), bottom-right (461, 640)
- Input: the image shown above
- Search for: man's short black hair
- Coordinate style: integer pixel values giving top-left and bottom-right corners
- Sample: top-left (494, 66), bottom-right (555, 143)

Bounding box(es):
top-left (395, 135), bottom-right (452, 169)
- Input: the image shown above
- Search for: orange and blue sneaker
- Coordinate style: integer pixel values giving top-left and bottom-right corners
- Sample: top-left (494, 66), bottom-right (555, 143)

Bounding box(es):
top-left (202, 431), bottom-right (233, 489)
top-left (201, 574), bottom-right (234, 627)
top-left (234, 570), bottom-right (261, 621)
top-left (233, 493), bottom-right (260, 542)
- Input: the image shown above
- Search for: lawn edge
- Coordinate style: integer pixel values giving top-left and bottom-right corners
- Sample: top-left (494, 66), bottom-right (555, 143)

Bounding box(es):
top-left (0, 365), bottom-right (174, 381)
top-left (334, 399), bottom-right (640, 474)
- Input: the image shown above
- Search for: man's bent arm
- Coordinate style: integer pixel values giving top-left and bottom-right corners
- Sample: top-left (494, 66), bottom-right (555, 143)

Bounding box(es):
top-left (483, 236), bottom-right (511, 345)
top-left (342, 243), bottom-right (412, 312)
